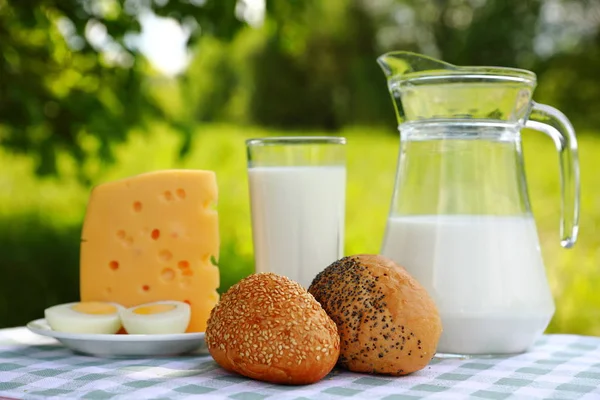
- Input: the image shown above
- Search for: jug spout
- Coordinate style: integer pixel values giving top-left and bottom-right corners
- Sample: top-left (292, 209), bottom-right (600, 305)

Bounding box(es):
top-left (377, 51), bottom-right (459, 124)
top-left (376, 51), bottom-right (456, 78)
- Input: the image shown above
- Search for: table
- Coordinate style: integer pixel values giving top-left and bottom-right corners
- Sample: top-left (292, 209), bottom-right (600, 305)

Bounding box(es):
top-left (1, 327), bottom-right (599, 400)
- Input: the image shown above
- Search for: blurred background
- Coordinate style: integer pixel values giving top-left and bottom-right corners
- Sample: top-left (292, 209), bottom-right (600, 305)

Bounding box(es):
top-left (1, 0), bottom-right (599, 335)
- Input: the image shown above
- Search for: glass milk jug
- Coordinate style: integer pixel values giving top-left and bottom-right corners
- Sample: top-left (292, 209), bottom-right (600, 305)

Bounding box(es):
top-left (378, 51), bottom-right (580, 356)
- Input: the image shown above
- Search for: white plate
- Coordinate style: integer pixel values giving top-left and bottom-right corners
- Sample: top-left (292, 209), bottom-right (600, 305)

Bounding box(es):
top-left (27, 318), bottom-right (208, 358)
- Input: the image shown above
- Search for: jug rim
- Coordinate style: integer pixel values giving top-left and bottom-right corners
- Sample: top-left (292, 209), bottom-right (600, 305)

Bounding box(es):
top-left (395, 68), bottom-right (537, 86)
top-left (378, 51), bottom-right (537, 84)
top-left (246, 136), bottom-right (347, 147)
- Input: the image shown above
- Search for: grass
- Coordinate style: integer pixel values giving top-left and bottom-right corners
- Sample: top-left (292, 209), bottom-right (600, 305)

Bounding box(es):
top-left (1, 124), bottom-right (599, 336)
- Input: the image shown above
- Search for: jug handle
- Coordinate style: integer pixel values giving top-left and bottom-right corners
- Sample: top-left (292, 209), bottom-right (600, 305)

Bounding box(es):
top-left (525, 102), bottom-right (580, 248)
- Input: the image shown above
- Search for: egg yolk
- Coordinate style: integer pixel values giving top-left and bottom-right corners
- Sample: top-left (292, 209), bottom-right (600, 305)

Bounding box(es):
top-left (133, 304), bottom-right (176, 315)
top-left (71, 302), bottom-right (117, 315)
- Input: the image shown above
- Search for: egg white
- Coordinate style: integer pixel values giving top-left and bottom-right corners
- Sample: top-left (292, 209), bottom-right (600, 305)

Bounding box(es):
top-left (44, 302), bottom-right (124, 334)
top-left (119, 300), bottom-right (191, 335)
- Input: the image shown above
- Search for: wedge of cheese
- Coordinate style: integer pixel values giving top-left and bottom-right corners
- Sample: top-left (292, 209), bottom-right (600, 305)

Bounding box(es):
top-left (80, 169), bottom-right (219, 332)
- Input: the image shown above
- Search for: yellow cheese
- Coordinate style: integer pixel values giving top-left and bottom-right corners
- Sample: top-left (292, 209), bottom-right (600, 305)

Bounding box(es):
top-left (80, 169), bottom-right (219, 332)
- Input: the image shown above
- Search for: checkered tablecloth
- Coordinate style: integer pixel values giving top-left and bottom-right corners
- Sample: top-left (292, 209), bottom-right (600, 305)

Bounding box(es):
top-left (1, 328), bottom-right (599, 399)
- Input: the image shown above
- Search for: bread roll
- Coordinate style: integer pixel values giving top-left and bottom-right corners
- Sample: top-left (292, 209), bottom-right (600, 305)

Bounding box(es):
top-left (206, 273), bottom-right (340, 385)
top-left (308, 254), bottom-right (442, 375)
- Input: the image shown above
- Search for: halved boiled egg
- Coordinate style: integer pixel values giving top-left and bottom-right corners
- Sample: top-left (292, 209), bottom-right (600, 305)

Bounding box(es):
top-left (44, 302), bottom-right (124, 334)
top-left (119, 301), bottom-right (191, 335)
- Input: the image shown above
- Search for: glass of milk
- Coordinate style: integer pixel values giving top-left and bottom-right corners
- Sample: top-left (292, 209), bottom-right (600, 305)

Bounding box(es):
top-left (246, 137), bottom-right (346, 288)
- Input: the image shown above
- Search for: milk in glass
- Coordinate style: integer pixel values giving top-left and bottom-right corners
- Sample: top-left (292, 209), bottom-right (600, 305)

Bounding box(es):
top-left (248, 166), bottom-right (346, 288)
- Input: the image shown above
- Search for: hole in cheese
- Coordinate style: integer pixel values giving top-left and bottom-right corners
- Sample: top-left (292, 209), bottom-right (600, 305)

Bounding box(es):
top-left (125, 236), bottom-right (134, 246)
top-left (72, 302), bottom-right (117, 315)
top-left (178, 260), bottom-right (190, 269)
top-left (116, 230), bottom-right (126, 240)
top-left (163, 191), bottom-right (174, 201)
top-left (151, 229), bottom-right (160, 240)
top-left (159, 249), bottom-right (172, 262)
top-left (109, 261), bottom-right (119, 270)
top-left (170, 225), bottom-right (185, 240)
top-left (133, 201), bottom-right (142, 212)
top-left (161, 268), bottom-right (175, 282)
top-left (142, 285), bottom-right (150, 291)
top-left (133, 304), bottom-right (176, 315)
top-left (182, 269), bottom-right (193, 277)
top-left (176, 188), bottom-right (186, 199)
top-left (180, 278), bottom-right (191, 287)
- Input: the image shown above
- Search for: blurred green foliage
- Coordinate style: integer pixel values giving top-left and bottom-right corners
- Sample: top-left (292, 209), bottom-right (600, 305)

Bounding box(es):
top-left (0, 0), bottom-right (244, 179)
top-left (4, 0), bottom-right (600, 176)
top-left (1, 0), bottom-right (600, 335)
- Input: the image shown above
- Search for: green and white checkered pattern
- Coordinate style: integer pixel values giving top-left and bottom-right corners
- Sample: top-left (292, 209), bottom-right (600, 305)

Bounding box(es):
top-left (1, 328), bottom-right (599, 399)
